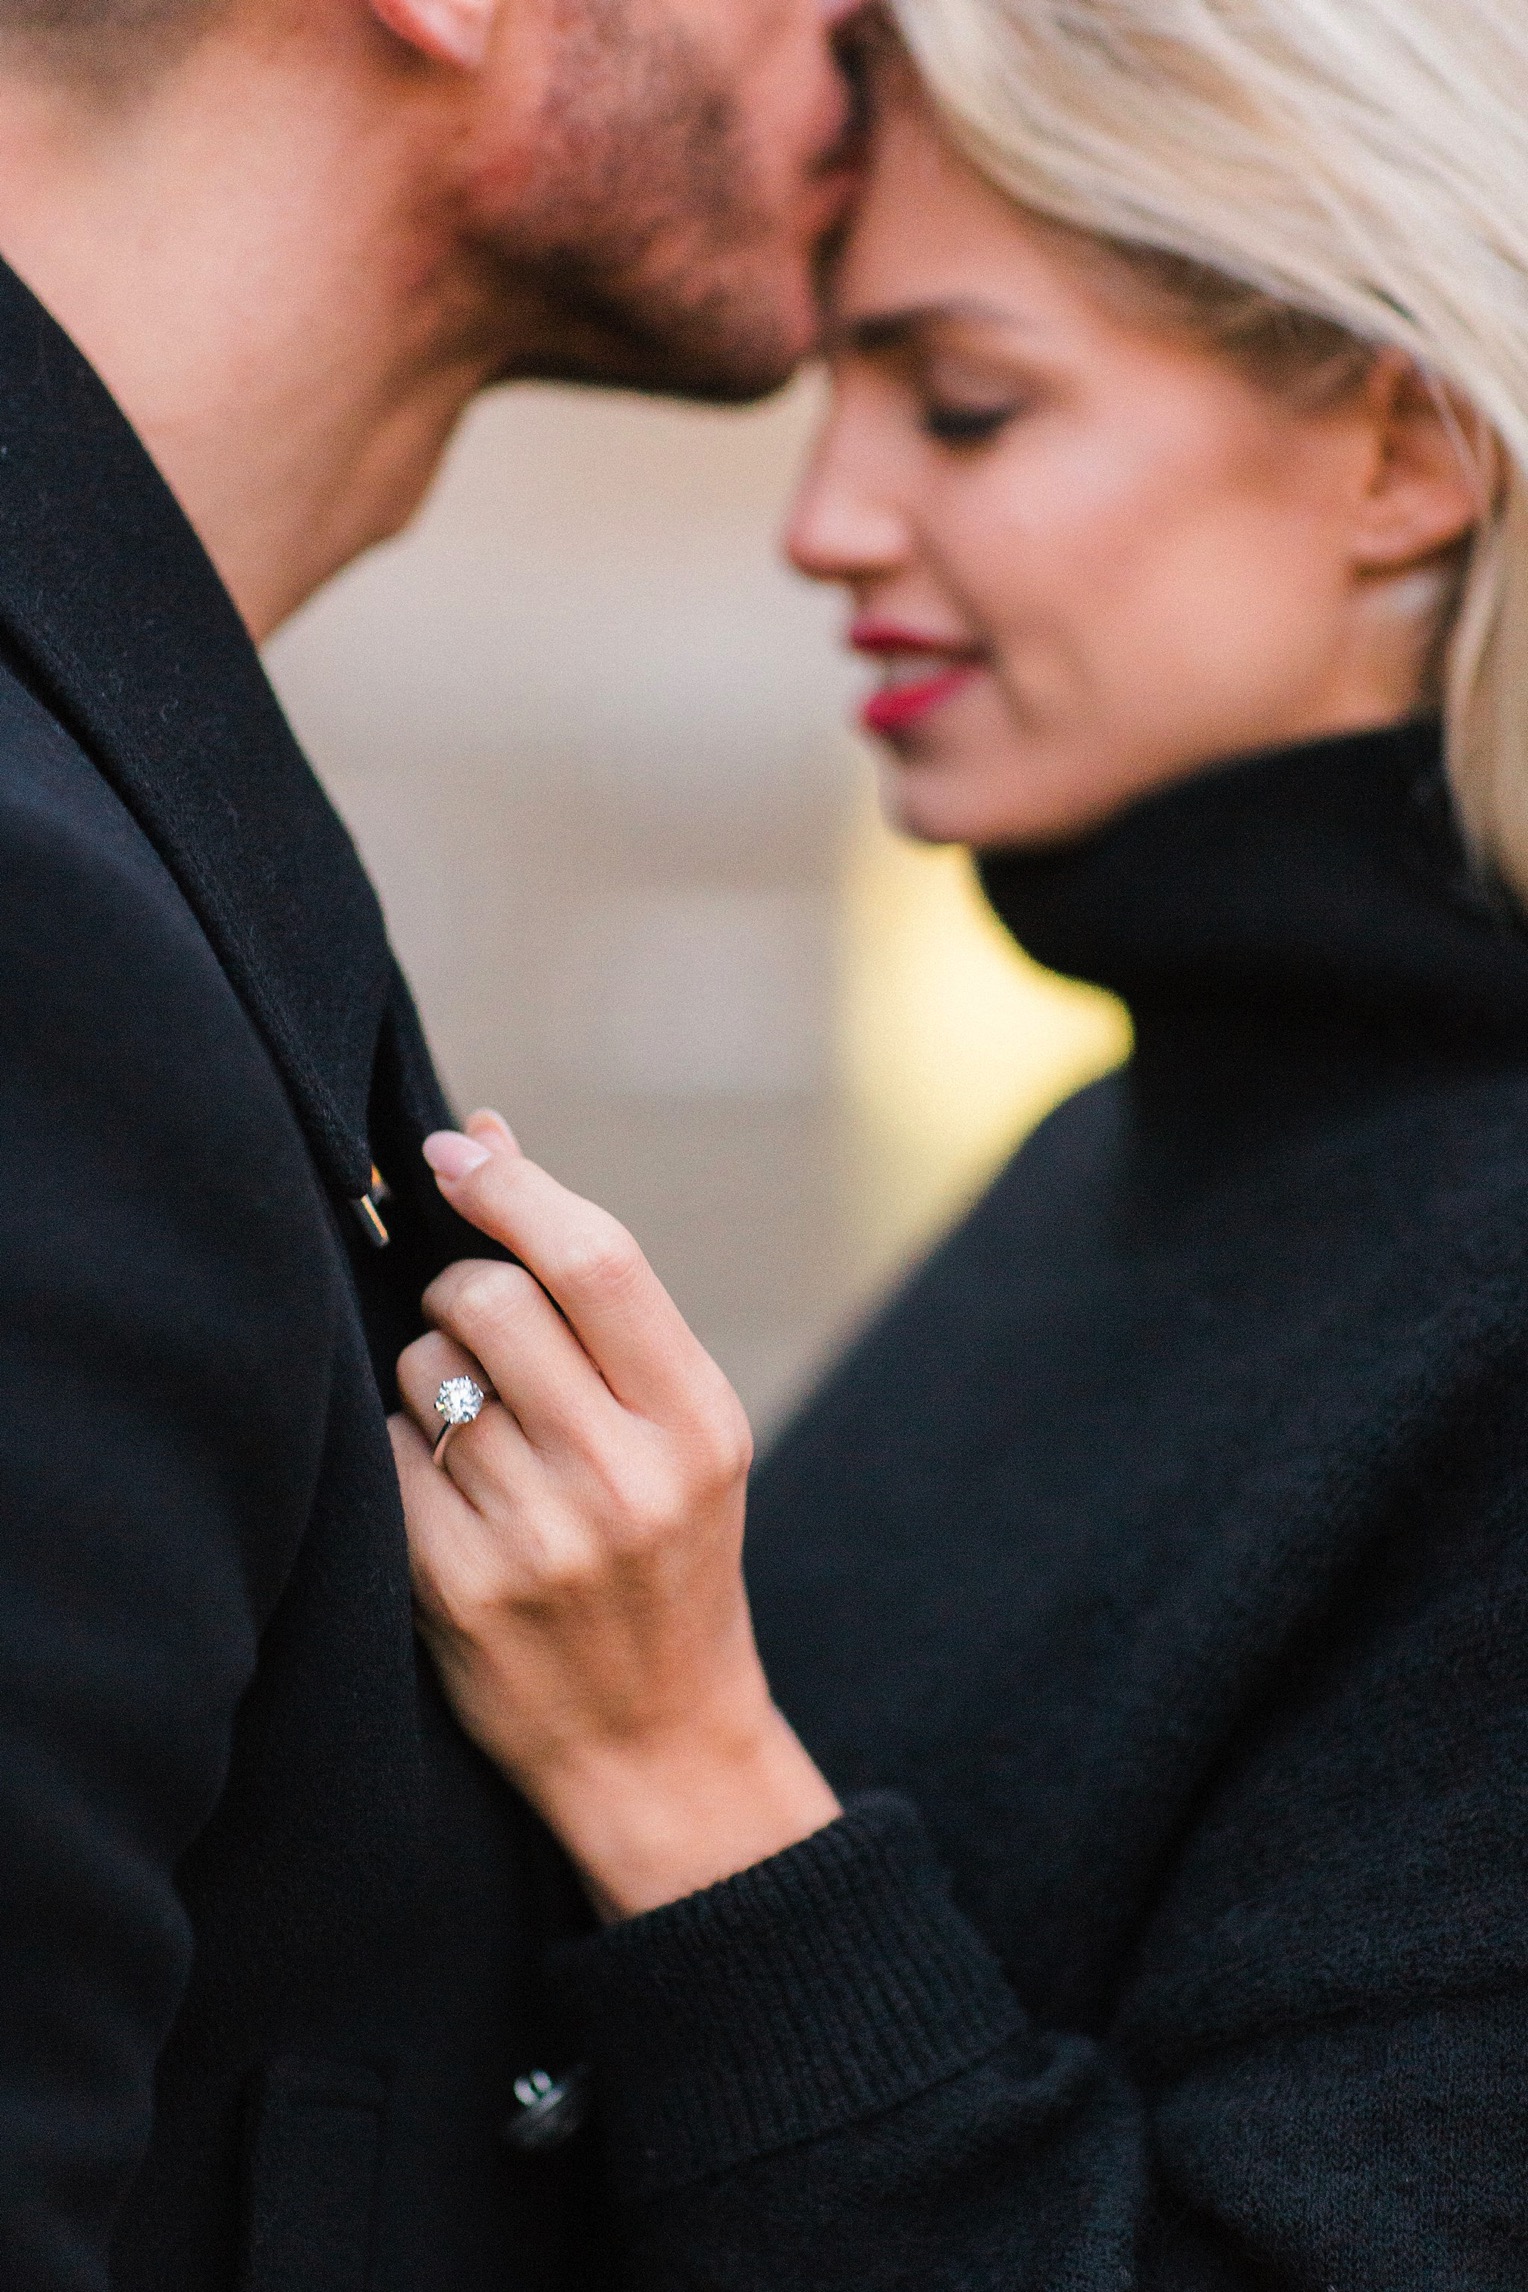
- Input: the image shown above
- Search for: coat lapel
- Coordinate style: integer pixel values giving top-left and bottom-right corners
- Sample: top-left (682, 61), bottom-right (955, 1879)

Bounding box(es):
top-left (0, 256), bottom-right (391, 1203)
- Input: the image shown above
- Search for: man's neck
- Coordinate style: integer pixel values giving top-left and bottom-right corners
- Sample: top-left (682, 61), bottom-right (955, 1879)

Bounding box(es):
top-left (0, 23), bottom-right (506, 640)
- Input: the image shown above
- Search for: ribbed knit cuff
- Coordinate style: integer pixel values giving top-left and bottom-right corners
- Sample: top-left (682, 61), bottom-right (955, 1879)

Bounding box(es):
top-left (548, 1792), bottom-right (1024, 2199)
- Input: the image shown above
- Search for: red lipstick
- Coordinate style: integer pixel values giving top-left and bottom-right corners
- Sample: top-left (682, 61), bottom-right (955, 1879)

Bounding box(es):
top-left (851, 620), bottom-right (983, 737)
top-left (861, 667), bottom-right (980, 734)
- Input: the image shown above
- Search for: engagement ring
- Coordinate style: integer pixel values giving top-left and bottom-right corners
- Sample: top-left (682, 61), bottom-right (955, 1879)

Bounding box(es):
top-left (433, 1374), bottom-right (486, 1467)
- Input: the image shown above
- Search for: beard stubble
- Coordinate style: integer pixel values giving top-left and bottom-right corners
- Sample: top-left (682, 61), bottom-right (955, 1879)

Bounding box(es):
top-left (476, 0), bottom-right (812, 401)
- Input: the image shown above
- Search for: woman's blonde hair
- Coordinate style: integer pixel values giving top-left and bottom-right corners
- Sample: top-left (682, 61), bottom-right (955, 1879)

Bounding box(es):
top-left (887, 0), bottom-right (1528, 895)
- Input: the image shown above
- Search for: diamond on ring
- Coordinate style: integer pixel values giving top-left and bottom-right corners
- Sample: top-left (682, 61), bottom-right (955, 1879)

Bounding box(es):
top-left (435, 1375), bottom-right (485, 1430)
top-left (432, 1373), bottom-right (488, 1471)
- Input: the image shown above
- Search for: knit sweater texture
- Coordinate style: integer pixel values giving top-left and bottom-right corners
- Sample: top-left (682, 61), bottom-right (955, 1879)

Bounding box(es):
top-left (555, 720), bottom-right (1528, 2289)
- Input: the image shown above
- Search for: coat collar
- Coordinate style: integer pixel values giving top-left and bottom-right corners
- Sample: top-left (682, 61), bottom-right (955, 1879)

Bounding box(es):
top-left (0, 255), bottom-right (391, 1202)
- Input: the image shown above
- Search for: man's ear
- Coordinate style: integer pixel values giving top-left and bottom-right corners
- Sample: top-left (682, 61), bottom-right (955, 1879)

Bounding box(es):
top-left (1350, 349), bottom-right (1495, 576)
top-left (368, 0), bottom-right (494, 69)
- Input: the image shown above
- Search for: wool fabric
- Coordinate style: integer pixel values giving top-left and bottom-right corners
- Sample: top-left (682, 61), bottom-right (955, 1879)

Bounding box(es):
top-left (556, 722), bottom-right (1528, 2289)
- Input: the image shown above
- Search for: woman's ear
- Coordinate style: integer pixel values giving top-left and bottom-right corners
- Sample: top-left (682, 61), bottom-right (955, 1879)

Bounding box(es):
top-left (1349, 349), bottom-right (1495, 576)
top-left (367, 0), bottom-right (494, 69)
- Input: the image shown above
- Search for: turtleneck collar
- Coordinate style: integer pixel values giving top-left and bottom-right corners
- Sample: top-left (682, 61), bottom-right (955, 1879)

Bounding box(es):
top-left (978, 720), bottom-right (1528, 1075)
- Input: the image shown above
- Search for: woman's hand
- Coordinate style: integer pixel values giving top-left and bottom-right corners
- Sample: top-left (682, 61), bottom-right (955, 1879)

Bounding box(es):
top-left (391, 1112), bottom-right (841, 1923)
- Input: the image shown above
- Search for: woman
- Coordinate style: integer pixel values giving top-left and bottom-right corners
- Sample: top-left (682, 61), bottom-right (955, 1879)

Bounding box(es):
top-left (392, 1), bottom-right (1528, 2280)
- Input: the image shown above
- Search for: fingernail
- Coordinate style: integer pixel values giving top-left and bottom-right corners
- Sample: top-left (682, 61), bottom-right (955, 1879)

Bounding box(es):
top-left (423, 1130), bottom-right (492, 1182)
top-left (466, 1107), bottom-right (520, 1154)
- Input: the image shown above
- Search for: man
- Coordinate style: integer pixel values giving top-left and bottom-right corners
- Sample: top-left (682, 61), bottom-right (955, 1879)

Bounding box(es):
top-left (0, 1), bottom-right (860, 2284)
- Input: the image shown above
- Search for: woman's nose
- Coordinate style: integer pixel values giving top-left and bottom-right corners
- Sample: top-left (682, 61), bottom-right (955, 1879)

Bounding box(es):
top-left (784, 409), bottom-right (911, 588)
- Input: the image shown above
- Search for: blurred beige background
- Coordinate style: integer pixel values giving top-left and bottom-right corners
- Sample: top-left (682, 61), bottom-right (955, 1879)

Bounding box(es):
top-left (266, 378), bottom-right (1128, 1437)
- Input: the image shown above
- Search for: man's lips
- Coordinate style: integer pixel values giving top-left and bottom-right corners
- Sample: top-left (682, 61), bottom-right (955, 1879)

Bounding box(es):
top-left (851, 621), bottom-right (985, 737)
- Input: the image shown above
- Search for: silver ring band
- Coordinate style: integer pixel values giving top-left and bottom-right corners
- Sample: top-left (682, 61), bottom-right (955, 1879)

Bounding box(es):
top-left (432, 1421), bottom-right (463, 1466)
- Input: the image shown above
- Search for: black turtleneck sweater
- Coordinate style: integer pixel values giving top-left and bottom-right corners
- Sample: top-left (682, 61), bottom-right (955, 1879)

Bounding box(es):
top-left (554, 722), bottom-right (1528, 2289)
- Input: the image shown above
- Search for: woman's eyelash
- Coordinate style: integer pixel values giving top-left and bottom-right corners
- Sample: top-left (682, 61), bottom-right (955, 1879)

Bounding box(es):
top-left (921, 402), bottom-right (1019, 446)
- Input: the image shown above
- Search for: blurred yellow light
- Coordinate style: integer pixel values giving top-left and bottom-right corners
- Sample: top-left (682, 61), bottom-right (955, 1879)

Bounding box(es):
top-left (839, 777), bottom-right (1132, 1274)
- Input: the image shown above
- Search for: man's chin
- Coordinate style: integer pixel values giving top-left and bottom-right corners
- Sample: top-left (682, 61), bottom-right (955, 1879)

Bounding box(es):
top-left (517, 329), bottom-right (810, 406)
top-left (626, 321), bottom-right (812, 407)
top-left (493, 253), bottom-right (818, 405)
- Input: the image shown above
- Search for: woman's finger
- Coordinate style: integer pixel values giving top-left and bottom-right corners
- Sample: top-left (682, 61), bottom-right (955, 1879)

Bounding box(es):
top-left (394, 1332), bottom-right (529, 1507)
top-left (395, 1326), bottom-right (493, 1445)
top-left (462, 1106), bottom-right (520, 1155)
top-left (393, 1392), bottom-right (597, 1623)
top-left (411, 1398), bottom-right (561, 1540)
top-left (411, 1258), bottom-right (630, 1454)
top-left (394, 1305), bottom-right (580, 1485)
top-left (389, 1407), bottom-right (482, 1612)
top-left (391, 1396), bottom-right (545, 1589)
top-left (421, 1141), bottom-right (716, 1422)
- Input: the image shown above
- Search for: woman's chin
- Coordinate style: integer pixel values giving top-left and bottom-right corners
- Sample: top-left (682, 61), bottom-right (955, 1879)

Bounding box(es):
top-left (875, 746), bottom-right (1071, 850)
top-left (873, 721), bottom-right (1221, 851)
top-left (875, 760), bottom-right (977, 847)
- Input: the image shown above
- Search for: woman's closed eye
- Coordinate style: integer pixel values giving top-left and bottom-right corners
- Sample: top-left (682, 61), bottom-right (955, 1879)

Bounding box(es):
top-left (909, 329), bottom-right (1052, 448)
top-left (920, 397), bottom-right (1023, 447)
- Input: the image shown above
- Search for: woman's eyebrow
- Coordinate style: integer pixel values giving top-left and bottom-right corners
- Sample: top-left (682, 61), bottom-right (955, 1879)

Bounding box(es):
top-left (830, 296), bottom-right (1029, 355)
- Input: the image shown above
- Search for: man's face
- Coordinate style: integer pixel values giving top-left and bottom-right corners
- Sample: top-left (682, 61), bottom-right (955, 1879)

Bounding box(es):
top-left (463, 0), bottom-right (866, 401)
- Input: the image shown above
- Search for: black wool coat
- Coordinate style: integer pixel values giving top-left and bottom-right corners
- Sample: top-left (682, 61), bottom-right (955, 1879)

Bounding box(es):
top-left (554, 722), bottom-right (1528, 2288)
top-left (0, 264), bottom-right (613, 2288)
